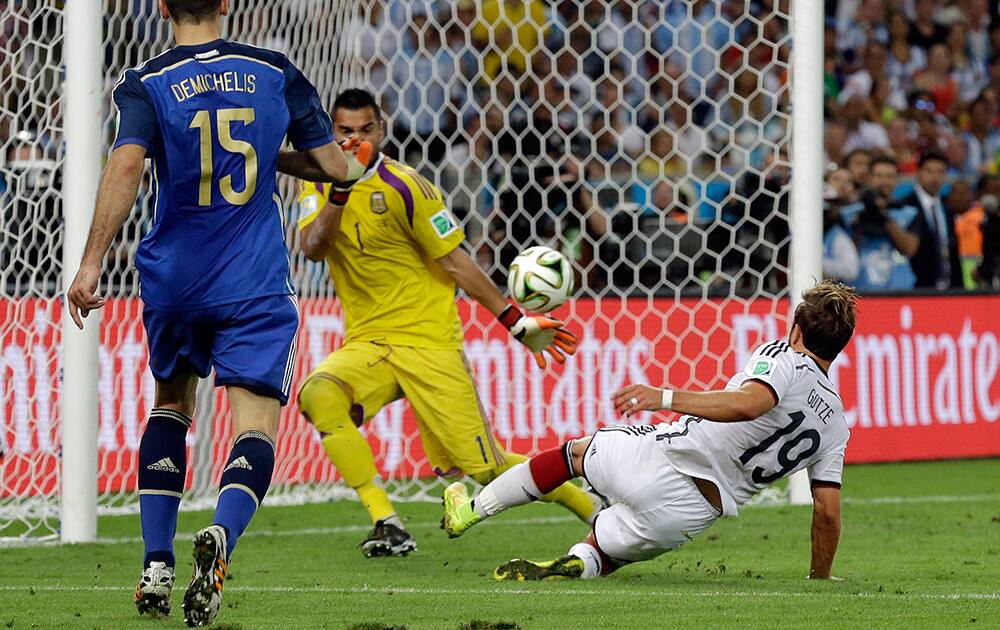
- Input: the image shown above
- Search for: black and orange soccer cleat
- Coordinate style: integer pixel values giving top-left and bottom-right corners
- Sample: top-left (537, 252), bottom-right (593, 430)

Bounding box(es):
top-left (181, 525), bottom-right (228, 627)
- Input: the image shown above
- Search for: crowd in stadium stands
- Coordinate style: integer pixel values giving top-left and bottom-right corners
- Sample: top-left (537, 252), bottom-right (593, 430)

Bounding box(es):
top-left (346, 0), bottom-right (1000, 295)
top-left (1, 0), bottom-right (999, 296)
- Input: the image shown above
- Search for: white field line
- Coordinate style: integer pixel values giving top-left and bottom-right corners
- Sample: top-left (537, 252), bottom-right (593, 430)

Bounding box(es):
top-left (3, 492), bottom-right (999, 549)
top-left (0, 584), bottom-right (996, 602)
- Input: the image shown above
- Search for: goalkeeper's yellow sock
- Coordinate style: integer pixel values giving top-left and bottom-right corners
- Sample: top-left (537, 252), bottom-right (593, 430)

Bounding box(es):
top-left (300, 376), bottom-right (397, 524)
top-left (492, 453), bottom-right (597, 524)
top-left (355, 479), bottom-right (396, 524)
top-left (319, 432), bottom-right (395, 525)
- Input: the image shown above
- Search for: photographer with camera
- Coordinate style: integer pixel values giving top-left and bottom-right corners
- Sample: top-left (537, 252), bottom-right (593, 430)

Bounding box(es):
top-left (851, 155), bottom-right (921, 290)
top-left (822, 168), bottom-right (860, 284)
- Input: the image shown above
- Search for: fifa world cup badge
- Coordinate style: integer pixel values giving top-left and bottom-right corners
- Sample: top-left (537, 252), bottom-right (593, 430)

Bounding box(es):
top-left (370, 191), bottom-right (388, 214)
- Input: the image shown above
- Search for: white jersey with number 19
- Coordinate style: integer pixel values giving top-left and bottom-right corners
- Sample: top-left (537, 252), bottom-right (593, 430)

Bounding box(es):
top-left (656, 340), bottom-right (850, 517)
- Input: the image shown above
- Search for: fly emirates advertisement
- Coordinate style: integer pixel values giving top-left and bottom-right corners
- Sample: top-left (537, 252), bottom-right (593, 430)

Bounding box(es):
top-left (2, 294), bottom-right (998, 493)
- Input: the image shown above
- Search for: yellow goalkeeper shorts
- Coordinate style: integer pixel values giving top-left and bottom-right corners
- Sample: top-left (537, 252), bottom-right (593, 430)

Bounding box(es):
top-left (299, 341), bottom-right (506, 476)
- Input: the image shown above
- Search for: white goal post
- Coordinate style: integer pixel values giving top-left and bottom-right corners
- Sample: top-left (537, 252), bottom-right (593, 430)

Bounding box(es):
top-left (1, 0), bottom-right (827, 543)
top-left (787, 0), bottom-right (825, 506)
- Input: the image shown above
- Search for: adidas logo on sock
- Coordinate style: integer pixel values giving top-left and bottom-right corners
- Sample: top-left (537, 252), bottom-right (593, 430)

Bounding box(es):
top-left (147, 457), bottom-right (180, 473)
top-left (224, 456), bottom-right (253, 472)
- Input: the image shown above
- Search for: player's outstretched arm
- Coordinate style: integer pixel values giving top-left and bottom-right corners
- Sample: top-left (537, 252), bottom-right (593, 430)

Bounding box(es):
top-left (808, 484), bottom-right (842, 579)
top-left (612, 381), bottom-right (777, 422)
top-left (436, 247), bottom-right (578, 368)
top-left (67, 144), bottom-right (146, 329)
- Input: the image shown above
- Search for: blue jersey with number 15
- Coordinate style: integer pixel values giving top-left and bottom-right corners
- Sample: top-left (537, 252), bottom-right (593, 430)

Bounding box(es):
top-left (112, 38), bottom-right (332, 310)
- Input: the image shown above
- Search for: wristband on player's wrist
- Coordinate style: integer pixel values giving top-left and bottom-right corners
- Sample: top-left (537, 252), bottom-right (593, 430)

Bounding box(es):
top-left (330, 187), bottom-right (352, 206)
top-left (660, 388), bottom-right (674, 411)
top-left (497, 304), bottom-right (524, 329)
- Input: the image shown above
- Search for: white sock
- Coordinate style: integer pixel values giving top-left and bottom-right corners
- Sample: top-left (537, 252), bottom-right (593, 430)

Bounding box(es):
top-left (568, 542), bottom-right (602, 579)
top-left (473, 462), bottom-right (541, 519)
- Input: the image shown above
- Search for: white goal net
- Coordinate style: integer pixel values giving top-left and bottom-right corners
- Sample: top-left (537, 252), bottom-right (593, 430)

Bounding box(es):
top-left (1, 0), bottom-right (794, 541)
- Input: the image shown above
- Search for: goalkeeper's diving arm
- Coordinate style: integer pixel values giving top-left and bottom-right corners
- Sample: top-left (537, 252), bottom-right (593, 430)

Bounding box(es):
top-left (436, 247), bottom-right (509, 316)
top-left (436, 247), bottom-right (578, 368)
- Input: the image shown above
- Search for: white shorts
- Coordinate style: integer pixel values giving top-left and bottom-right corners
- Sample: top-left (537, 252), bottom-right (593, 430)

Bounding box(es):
top-left (581, 426), bottom-right (721, 562)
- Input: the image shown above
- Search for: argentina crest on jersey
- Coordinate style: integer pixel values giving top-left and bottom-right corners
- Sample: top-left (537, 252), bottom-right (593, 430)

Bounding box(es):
top-left (370, 191), bottom-right (388, 214)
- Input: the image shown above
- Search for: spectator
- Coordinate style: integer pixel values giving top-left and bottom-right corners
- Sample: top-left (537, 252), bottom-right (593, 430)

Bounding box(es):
top-left (839, 41), bottom-right (906, 111)
top-left (844, 148), bottom-right (872, 189)
top-left (914, 44), bottom-right (958, 118)
top-left (907, 88), bottom-right (952, 156)
top-left (645, 180), bottom-right (690, 224)
top-left (851, 155), bottom-right (921, 291)
top-left (946, 22), bottom-right (987, 106)
top-left (908, 0), bottom-right (949, 52)
top-left (836, 0), bottom-right (889, 64)
top-left (824, 20), bottom-right (844, 105)
top-left (841, 95), bottom-right (890, 153)
top-left (391, 15), bottom-right (458, 166)
top-left (637, 129), bottom-right (685, 181)
top-left (868, 76), bottom-right (900, 123)
top-left (824, 119), bottom-right (848, 168)
top-left (823, 188), bottom-right (861, 285)
top-left (719, 150), bottom-right (791, 294)
top-left (984, 52), bottom-right (1000, 102)
top-left (887, 11), bottom-right (928, 93)
top-left (894, 151), bottom-right (963, 288)
top-left (664, 100), bottom-right (707, 167)
top-left (824, 166), bottom-right (857, 203)
top-left (962, 96), bottom-right (1000, 175)
top-left (978, 173), bottom-right (1000, 198)
top-left (965, 0), bottom-right (991, 68)
top-left (471, 0), bottom-right (549, 81)
top-left (978, 193), bottom-right (1000, 288)
top-left (948, 179), bottom-right (983, 289)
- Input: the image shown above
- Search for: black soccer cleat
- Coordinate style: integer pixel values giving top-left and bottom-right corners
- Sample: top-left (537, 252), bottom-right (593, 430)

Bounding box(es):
top-left (360, 520), bottom-right (417, 557)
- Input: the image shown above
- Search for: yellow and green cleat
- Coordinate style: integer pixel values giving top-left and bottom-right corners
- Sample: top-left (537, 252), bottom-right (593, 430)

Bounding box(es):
top-left (441, 482), bottom-right (481, 538)
top-left (493, 555), bottom-right (585, 581)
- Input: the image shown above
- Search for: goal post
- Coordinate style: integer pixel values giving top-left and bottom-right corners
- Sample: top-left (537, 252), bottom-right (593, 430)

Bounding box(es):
top-left (59, 0), bottom-right (102, 543)
top-left (788, 0), bottom-right (826, 506)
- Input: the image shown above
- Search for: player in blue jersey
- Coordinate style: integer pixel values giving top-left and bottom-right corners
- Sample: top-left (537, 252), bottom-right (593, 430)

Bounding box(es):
top-left (65, 1), bottom-right (371, 626)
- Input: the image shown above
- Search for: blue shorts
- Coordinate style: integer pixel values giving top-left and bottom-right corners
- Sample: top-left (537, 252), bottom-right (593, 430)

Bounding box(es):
top-left (143, 294), bottom-right (299, 405)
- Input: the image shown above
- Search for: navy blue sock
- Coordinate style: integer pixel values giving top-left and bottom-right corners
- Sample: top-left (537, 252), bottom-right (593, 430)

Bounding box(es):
top-left (137, 408), bottom-right (191, 568)
top-left (213, 430), bottom-right (275, 560)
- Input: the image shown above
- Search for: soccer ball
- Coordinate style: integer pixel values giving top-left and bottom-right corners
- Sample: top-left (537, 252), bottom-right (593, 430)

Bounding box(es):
top-left (507, 246), bottom-right (574, 313)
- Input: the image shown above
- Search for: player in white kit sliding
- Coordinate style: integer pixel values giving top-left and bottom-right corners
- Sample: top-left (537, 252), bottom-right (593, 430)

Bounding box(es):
top-left (442, 281), bottom-right (857, 581)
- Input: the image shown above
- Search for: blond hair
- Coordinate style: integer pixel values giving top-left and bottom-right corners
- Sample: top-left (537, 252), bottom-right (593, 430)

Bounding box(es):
top-left (793, 280), bottom-right (859, 360)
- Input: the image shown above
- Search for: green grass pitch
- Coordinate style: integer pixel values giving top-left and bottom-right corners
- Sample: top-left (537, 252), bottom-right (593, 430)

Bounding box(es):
top-left (2, 459), bottom-right (999, 629)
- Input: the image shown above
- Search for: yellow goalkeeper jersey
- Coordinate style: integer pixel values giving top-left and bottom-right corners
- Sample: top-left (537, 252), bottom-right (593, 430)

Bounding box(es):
top-left (297, 155), bottom-right (466, 349)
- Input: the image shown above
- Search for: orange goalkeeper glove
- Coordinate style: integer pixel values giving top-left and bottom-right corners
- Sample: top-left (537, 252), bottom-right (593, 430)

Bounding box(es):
top-left (331, 137), bottom-right (374, 205)
top-left (498, 304), bottom-right (579, 369)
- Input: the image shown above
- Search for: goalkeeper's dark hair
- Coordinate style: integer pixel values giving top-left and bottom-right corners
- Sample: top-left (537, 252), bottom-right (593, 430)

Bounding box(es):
top-left (793, 280), bottom-right (859, 361)
top-left (333, 88), bottom-right (382, 122)
top-left (164, 0), bottom-right (221, 23)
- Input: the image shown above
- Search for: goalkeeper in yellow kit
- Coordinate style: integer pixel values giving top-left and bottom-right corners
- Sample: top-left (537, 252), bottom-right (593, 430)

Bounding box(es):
top-left (295, 89), bottom-right (597, 557)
